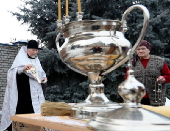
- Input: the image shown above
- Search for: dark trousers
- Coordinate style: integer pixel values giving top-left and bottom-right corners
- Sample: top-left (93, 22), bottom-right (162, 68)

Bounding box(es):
top-left (6, 124), bottom-right (12, 131)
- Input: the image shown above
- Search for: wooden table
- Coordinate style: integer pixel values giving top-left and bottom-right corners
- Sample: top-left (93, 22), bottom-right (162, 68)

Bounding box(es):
top-left (11, 114), bottom-right (93, 131)
top-left (11, 106), bottom-right (170, 131)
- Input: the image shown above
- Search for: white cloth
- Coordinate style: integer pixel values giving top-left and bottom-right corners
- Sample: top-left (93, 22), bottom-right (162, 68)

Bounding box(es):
top-left (165, 97), bottom-right (170, 106)
top-left (0, 46), bottom-right (46, 131)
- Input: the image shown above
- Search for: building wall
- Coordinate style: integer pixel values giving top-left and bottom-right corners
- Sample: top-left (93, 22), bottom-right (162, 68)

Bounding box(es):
top-left (0, 44), bottom-right (21, 110)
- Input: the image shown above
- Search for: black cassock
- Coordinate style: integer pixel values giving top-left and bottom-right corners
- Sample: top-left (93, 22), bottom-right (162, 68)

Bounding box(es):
top-left (7, 73), bottom-right (34, 131)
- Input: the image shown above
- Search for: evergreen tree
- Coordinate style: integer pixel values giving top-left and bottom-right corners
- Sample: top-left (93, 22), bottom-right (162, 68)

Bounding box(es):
top-left (12, 0), bottom-right (170, 102)
top-left (38, 48), bottom-right (88, 102)
top-left (11, 0), bottom-right (57, 49)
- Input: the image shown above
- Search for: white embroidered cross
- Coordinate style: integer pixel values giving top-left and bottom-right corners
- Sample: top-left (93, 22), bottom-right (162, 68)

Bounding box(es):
top-left (26, 67), bottom-right (41, 83)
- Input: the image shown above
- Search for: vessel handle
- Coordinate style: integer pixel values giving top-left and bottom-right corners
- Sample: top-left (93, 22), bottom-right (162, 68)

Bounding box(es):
top-left (121, 4), bottom-right (150, 54)
top-left (102, 4), bottom-right (150, 75)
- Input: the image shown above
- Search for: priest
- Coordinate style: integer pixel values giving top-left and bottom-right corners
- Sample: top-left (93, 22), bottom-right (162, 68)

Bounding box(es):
top-left (0, 40), bottom-right (47, 131)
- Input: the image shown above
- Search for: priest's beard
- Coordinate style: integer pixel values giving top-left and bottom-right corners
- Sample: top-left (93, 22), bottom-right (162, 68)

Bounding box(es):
top-left (27, 54), bottom-right (37, 59)
top-left (31, 55), bottom-right (37, 58)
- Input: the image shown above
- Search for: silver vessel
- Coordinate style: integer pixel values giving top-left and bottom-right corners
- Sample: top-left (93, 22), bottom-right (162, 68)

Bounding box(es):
top-left (56, 4), bottom-right (149, 119)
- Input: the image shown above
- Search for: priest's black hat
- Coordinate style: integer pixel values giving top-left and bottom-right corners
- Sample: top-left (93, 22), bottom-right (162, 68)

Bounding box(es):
top-left (27, 40), bottom-right (39, 49)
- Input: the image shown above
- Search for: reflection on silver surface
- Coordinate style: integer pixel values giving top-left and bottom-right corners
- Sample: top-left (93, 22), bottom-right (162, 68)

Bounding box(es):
top-left (76, 12), bottom-right (84, 21)
top-left (87, 40), bottom-right (170, 131)
top-left (70, 79), bottom-right (122, 119)
top-left (118, 69), bottom-right (146, 107)
top-left (87, 69), bottom-right (170, 130)
top-left (56, 4), bottom-right (150, 119)
top-left (64, 15), bottom-right (70, 24)
top-left (57, 22), bottom-right (130, 76)
top-left (87, 107), bottom-right (170, 131)
top-left (71, 102), bottom-right (122, 120)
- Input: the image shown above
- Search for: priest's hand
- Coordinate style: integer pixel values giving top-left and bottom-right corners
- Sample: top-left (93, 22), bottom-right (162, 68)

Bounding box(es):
top-left (41, 77), bottom-right (47, 83)
top-left (23, 64), bottom-right (32, 71)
